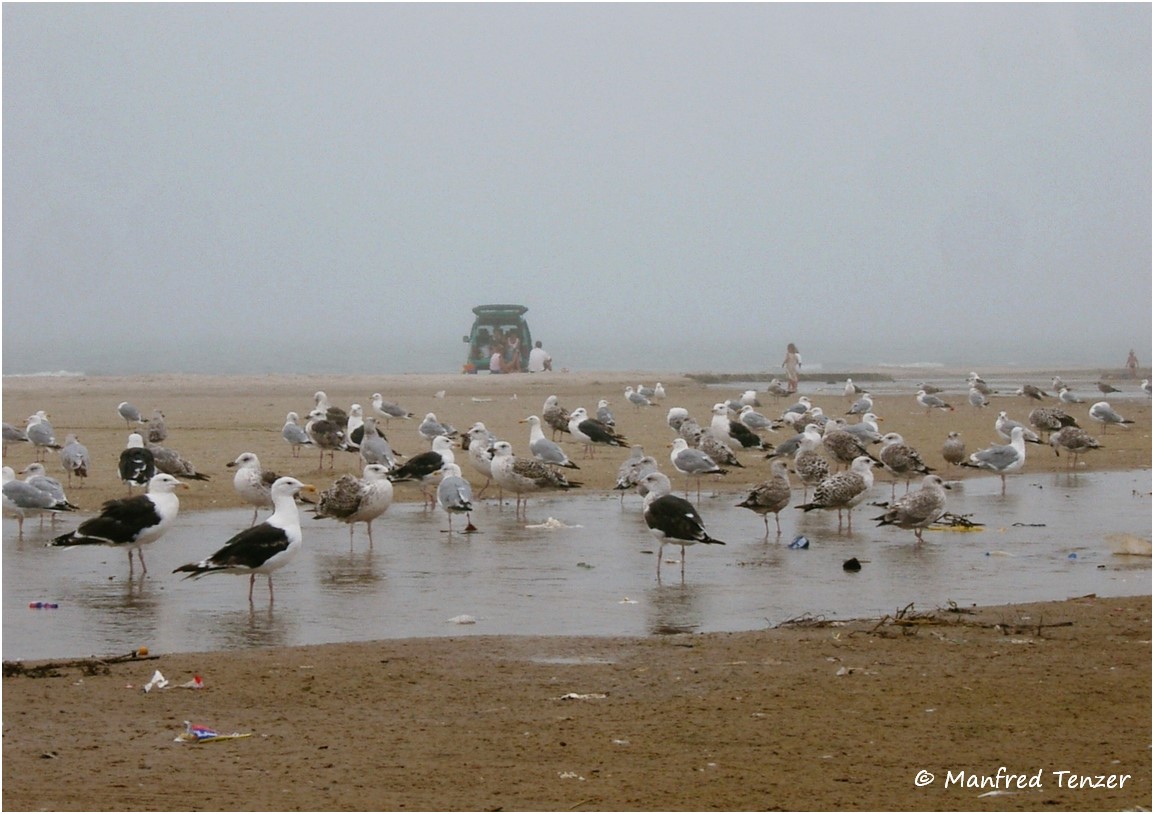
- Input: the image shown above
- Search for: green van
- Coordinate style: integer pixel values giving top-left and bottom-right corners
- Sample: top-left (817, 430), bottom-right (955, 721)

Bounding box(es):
top-left (462, 304), bottom-right (533, 373)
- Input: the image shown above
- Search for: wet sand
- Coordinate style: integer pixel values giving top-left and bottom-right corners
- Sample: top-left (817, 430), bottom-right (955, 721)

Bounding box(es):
top-left (3, 371), bottom-right (1151, 810)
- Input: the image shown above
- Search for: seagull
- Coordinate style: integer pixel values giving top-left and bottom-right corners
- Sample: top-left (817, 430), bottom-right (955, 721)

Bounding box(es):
top-left (358, 416), bottom-right (399, 470)
top-left (842, 413), bottom-right (883, 445)
top-left (1142, 379), bottom-right (1151, 396)
top-left (436, 463), bottom-right (476, 533)
top-left (1049, 426), bottom-right (1102, 469)
top-left (676, 415), bottom-right (704, 446)
top-left (640, 471), bottom-right (725, 581)
top-left (344, 403), bottom-right (365, 450)
top-left (568, 407), bottom-right (628, 458)
top-left (995, 411), bottom-right (1042, 444)
top-left (4, 466), bottom-right (77, 536)
top-left (313, 391), bottom-right (348, 426)
top-left (523, 415), bottom-right (580, 469)
top-left (669, 437), bottom-right (727, 500)
top-left (697, 431), bottom-right (744, 471)
top-left (1096, 380), bottom-right (1121, 395)
top-left (846, 392), bottom-right (873, 416)
top-left (941, 432), bottom-right (966, 468)
top-left (1088, 401), bottom-right (1134, 432)
top-left (1051, 376), bottom-right (1067, 392)
top-left (613, 445), bottom-right (659, 504)
top-left (1057, 386), bottom-right (1085, 405)
top-left (118, 401), bottom-right (145, 428)
top-left (119, 433), bottom-right (156, 493)
top-left (59, 433), bottom-right (90, 488)
top-left (781, 396), bottom-right (812, 419)
top-left (2, 422), bottom-right (30, 456)
top-left (146, 409), bottom-right (167, 444)
top-left (821, 421), bottom-right (881, 469)
top-left (464, 423), bottom-right (499, 498)
top-left (370, 393), bottom-right (413, 426)
top-left (542, 395), bottom-right (571, 441)
top-left (625, 386), bottom-right (652, 409)
top-left (25, 412), bottom-right (62, 461)
top-left (305, 409), bottom-right (348, 469)
top-left (737, 459), bottom-right (792, 536)
top-left (387, 435), bottom-right (456, 509)
top-left (653, 383), bottom-right (666, 400)
top-left (175, 477), bottom-right (316, 602)
top-left (596, 399), bottom-right (615, 427)
top-left (917, 390), bottom-right (954, 413)
top-left (738, 405), bottom-right (777, 437)
top-left (637, 384), bottom-right (657, 399)
top-left (282, 411), bottom-right (313, 458)
top-left (19, 463), bottom-right (79, 519)
top-left (877, 432), bottom-right (934, 498)
top-left (315, 464), bottom-right (394, 546)
top-left (488, 440), bottom-right (580, 516)
top-left (967, 372), bottom-right (993, 395)
top-left (664, 405), bottom-right (690, 430)
top-left (766, 379), bottom-right (791, 398)
top-left (1028, 406), bottom-right (1080, 440)
top-left (960, 426), bottom-right (1028, 494)
top-left (1016, 384), bottom-right (1049, 401)
top-left (148, 442), bottom-right (211, 481)
top-left (418, 412), bottom-right (457, 445)
top-left (51, 473), bottom-right (186, 574)
top-left (227, 452), bottom-right (280, 526)
top-left (843, 378), bottom-right (865, 398)
top-left (967, 387), bottom-right (989, 409)
top-left (793, 429), bottom-right (831, 502)
top-left (710, 403), bottom-right (769, 450)
top-left (873, 474), bottom-right (951, 543)
top-left (916, 382), bottom-right (943, 395)
top-left (796, 455), bottom-right (881, 532)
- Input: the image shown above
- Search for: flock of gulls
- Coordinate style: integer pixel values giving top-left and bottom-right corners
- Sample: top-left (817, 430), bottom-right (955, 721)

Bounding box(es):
top-left (2, 373), bottom-right (1146, 596)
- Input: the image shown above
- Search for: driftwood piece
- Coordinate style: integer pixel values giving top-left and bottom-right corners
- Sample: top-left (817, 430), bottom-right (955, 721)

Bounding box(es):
top-left (3, 649), bottom-right (158, 679)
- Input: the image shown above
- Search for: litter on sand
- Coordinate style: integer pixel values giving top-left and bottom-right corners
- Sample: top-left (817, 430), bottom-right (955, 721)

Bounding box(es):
top-left (174, 721), bottom-right (252, 744)
top-left (143, 670), bottom-right (168, 692)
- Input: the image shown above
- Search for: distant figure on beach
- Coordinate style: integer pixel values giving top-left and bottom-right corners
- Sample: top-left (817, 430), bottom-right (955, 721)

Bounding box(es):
top-left (528, 340), bottom-right (552, 373)
top-left (782, 343), bottom-right (801, 394)
top-left (1126, 349), bottom-right (1138, 378)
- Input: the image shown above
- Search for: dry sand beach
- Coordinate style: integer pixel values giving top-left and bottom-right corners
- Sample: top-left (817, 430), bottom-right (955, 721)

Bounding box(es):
top-left (3, 370), bottom-right (1151, 811)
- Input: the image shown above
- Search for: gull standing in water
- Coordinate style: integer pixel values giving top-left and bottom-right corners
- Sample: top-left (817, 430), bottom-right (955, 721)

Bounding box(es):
top-left (639, 471), bottom-right (725, 581)
top-left (736, 459), bottom-right (792, 537)
top-left (961, 426), bottom-right (1028, 494)
top-left (1049, 426), bottom-right (1102, 469)
top-left (174, 477), bottom-right (316, 602)
top-left (873, 474), bottom-right (951, 544)
top-left (436, 463), bottom-right (476, 533)
top-left (796, 455), bottom-right (881, 532)
top-left (51, 473), bottom-right (186, 575)
top-left (315, 464), bottom-right (394, 547)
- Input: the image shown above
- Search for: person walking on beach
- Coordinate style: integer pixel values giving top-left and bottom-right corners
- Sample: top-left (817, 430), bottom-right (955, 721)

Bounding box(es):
top-left (1126, 349), bottom-right (1138, 378)
top-left (782, 343), bottom-right (801, 393)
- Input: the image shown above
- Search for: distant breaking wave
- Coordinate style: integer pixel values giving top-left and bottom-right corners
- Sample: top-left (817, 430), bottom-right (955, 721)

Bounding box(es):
top-left (874, 361), bottom-right (946, 369)
top-left (4, 370), bottom-right (86, 378)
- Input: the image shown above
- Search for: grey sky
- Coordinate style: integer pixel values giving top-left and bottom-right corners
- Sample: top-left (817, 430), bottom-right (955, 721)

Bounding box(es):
top-left (3, 4), bottom-right (1150, 374)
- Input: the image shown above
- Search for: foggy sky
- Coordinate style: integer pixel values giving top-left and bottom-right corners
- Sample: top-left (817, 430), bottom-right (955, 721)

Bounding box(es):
top-left (3, 4), bottom-right (1150, 375)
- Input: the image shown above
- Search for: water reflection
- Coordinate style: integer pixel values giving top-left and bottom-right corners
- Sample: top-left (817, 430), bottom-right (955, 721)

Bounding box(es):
top-left (4, 469), bottom-right (1150, 661)
top-left (647, 581), bottom-right (705, 635)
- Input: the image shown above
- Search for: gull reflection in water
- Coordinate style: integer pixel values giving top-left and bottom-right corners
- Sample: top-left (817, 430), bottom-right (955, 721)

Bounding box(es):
top-left (647, 581), bottom-right (704, 635)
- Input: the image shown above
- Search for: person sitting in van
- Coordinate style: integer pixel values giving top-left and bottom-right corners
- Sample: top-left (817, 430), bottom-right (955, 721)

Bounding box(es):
top-left (490, 347), bottom-right (504, 374)
top-left (528, 340), bottom-right (552, 373)
top-left (473, 328), bottom-right (492, 360)
top-left (503, 332), bottom-right (523, 372)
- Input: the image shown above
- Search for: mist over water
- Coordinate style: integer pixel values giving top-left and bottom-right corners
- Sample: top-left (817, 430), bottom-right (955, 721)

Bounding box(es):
top-left (0, 331), bottom-right (1123, 378)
